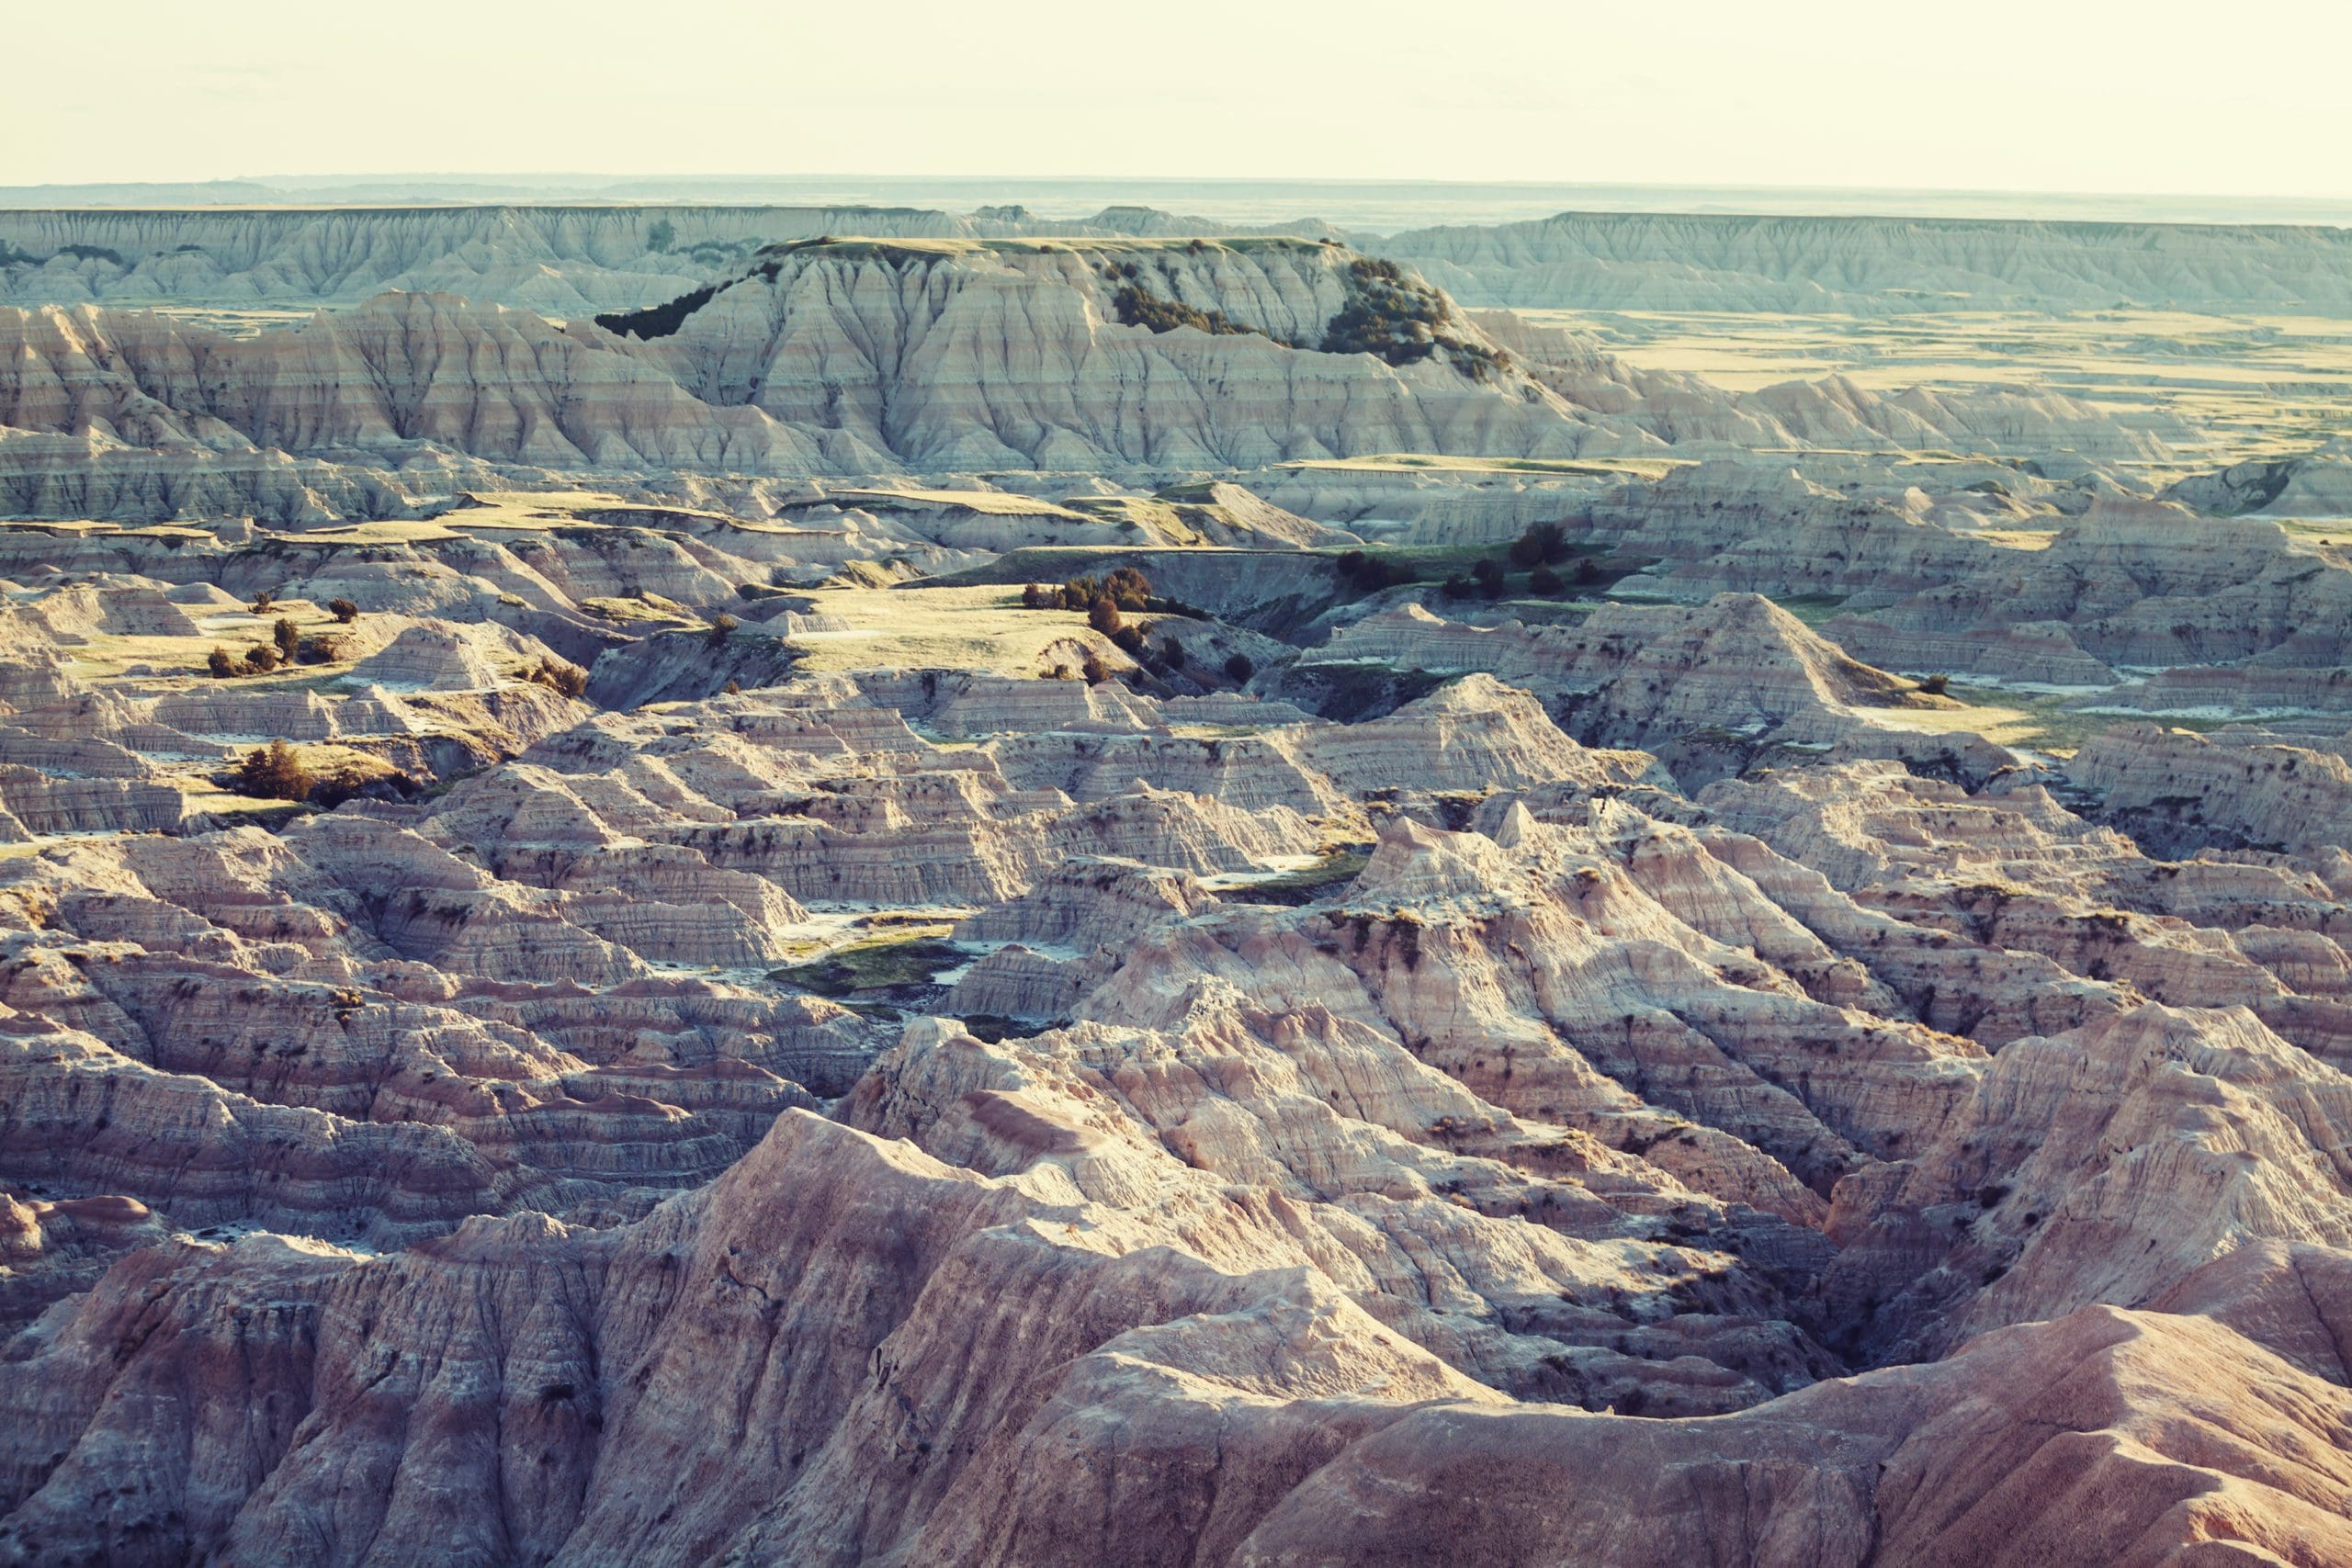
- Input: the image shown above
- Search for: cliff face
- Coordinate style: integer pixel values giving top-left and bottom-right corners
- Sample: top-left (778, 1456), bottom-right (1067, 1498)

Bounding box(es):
top-left (0, 243), bottom-right (1618, 499)
top-left (0, 235), bottom-right (2186, 520)
top-left (634, 240), bottom-right (1605, 469)
top-left (14, 204), bottom-right (2352, 319)
top-left (1380, 210), bottom-right (2352, 313)
top-left (0, 205), bottom-right (992, 311)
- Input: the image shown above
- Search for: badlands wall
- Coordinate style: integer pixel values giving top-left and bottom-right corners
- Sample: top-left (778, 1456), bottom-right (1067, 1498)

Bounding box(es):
top-left (12, 202), bottom-right (2352, 317)
top-left (1378, 209), bottom-right (2352, 312)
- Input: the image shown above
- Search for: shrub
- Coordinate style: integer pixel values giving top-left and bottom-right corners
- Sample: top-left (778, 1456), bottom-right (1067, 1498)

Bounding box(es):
top-left (646, 218), bottom-right (676, 253)
top-left (722, 679), bottom-right (742, 695)
top-left (1529, 565), bottom-right (1565, 595)
top-left (1113, 282), bottom-right (1261, 340)
top-left (207, 646), bottom-right (236, 679)
top-left (1574, 557), bottom-right (1602, 585)
top-left (1111, 625), bottom-right (1146, 656)
top-left (1159, 637), bottom-right (1186, 668)
top-left (1335, 549), bottom-right (1410, 593)
top-left (327, 598), bottom-right (359, 624)
top-left (1021, 582), bottom-right (1049, 609)
top-left (1088, 597), bottom-right (1124, 637)
top-left (243, 644), bottom-right (279, 674)
top-left (296, 635), bottom-right (341, 665)
top-left (1103, 566), bottom-right (1152, 610)
top-left (1080, 653), bottom-right (1109, 684)
top-left (234, 739), bottom-right (313, 802)
top-left (528, 658), bottom-right (590, 698)
top-left (1224, 652), bottom-right (1254, 682)
top-left (706, 612), bottom-right (739, 645)
top-left (1471, 558), bottom-right (1507, 598)
top-left (273, 618), bottom-right (299, 660)
top-left (250, 591), bottom-right (274, 614)
top-left (1918, 673), bottom-right (1951, 695)
top-left (1442, 576), bottom-right (1471, 600)
top-left (1509, 522), bottom-right (1571, 568)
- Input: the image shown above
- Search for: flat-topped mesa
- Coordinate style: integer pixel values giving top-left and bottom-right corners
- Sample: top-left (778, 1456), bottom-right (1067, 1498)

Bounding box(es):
top-left (1380, 209), bottom-right (2352, 314)
top-left (598, 236), bottom-right (1609, 471)
top-left (0, 202), bottom-right (1338, 310)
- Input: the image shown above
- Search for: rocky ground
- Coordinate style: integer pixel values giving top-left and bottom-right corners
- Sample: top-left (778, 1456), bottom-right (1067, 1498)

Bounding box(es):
top-left (1, 209), bottom-right (2350, 1566)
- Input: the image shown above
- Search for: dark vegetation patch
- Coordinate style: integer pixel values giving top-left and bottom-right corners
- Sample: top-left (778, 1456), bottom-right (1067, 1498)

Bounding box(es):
top-left (1273, 663), bottom-right (1451, 722)
top-left (770, 935), bottom-right (965, 998)
top-left (959, 1013), bottom-right (1065, 1043)
top-left (1113, 278), bottom-right (1272, 341)
top-left (1319, 257), bottom-right (1513, 381)
top-left (595, 282), bottom-right (722, 340)
top-left (1217, 848), bottom-right (1372, 907)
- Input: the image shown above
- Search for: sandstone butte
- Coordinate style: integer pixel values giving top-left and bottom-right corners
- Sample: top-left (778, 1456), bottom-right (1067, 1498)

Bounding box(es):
top-left (0, 198), bottom-right (2349, 1568)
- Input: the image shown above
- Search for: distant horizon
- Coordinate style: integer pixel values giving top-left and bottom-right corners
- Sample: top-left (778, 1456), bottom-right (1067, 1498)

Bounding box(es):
top-left (6, 174), bottom-right (2351, 233)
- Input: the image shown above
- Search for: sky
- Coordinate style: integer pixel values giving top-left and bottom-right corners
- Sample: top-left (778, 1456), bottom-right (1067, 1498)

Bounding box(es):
top-left (7, 0), bottom-right (2350, 198)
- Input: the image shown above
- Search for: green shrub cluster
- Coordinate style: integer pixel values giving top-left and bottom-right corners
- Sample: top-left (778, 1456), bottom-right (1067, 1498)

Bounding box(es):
top-left (1334, 549), bottom-right (1413, 593)
top-left (1319, 256), bottom-right (1514, 381)
top-left (1021, 568), bottom-right (1152, 614)
top-left (1114, 282), bottom-right (1261, 339)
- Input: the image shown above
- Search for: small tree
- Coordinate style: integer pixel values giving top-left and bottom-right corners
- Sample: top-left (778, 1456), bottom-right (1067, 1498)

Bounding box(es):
top-left (1088, 597), bottom-right (1124, 637)
top-left (1021, 583), bottom-right (1049, 609)
top-left (1159, 637), bottom-right (1186, 668)
top-left (207, 646), bottom-right (236, 679)
top-left (1104, 566), bottom-right (1152, 610)
top-left (1224, 652), bottom-right (1254, 683)
top-left (529, 658), bottom-right (589, 698)
top-left (1918, 673), bottom-right (1951, 695)
top-left (706, 612), bottom-right (739, 646)
top-left (1509, 522), bottom-right (1570, 568)
top-left (273, 617), bottom-right (299, 660)
top-left (243, 643), bottom-right (279, 674)
top-left (646, 218), bottom-right (677, 253)
top-left (1573, 557), bottom-right (1602, 586)
top-left (1529, 565), bottom-right (1565, 595)
top-left (1080, 652), bottom-right (1110, 685)
top-left (327, 598), bottom-right (359, 624)
top-left (250, 591), bottom-right (274, 615)
top-left (722, 679), bottom-right (742, 695)
top-left (1111, 625), bottom-right (1146, 656)
top-left (234, 739), bottom-right (314, 802)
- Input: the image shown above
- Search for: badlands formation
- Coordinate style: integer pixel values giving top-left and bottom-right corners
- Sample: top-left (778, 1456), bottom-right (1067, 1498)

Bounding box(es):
top-left (0, 197), bottom-right (2349, 1568)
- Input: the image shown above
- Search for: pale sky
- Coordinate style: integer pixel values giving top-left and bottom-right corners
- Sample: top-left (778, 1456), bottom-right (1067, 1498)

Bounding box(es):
top-left (7, 0), bottom-right (2349, 197)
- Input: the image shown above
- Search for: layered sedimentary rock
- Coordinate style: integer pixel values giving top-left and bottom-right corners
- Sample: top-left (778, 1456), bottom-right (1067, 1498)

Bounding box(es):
top-left (1384, 209), bottom-right (2352, 314)
top-left (6, 194), bottom-right (2352, 1568)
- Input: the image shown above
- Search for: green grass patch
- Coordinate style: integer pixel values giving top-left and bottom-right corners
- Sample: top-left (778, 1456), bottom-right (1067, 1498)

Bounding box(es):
top-left (768, 931), bottom-right (964, 998)
top-left (1218, 848), bottom-right (1372, 907)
